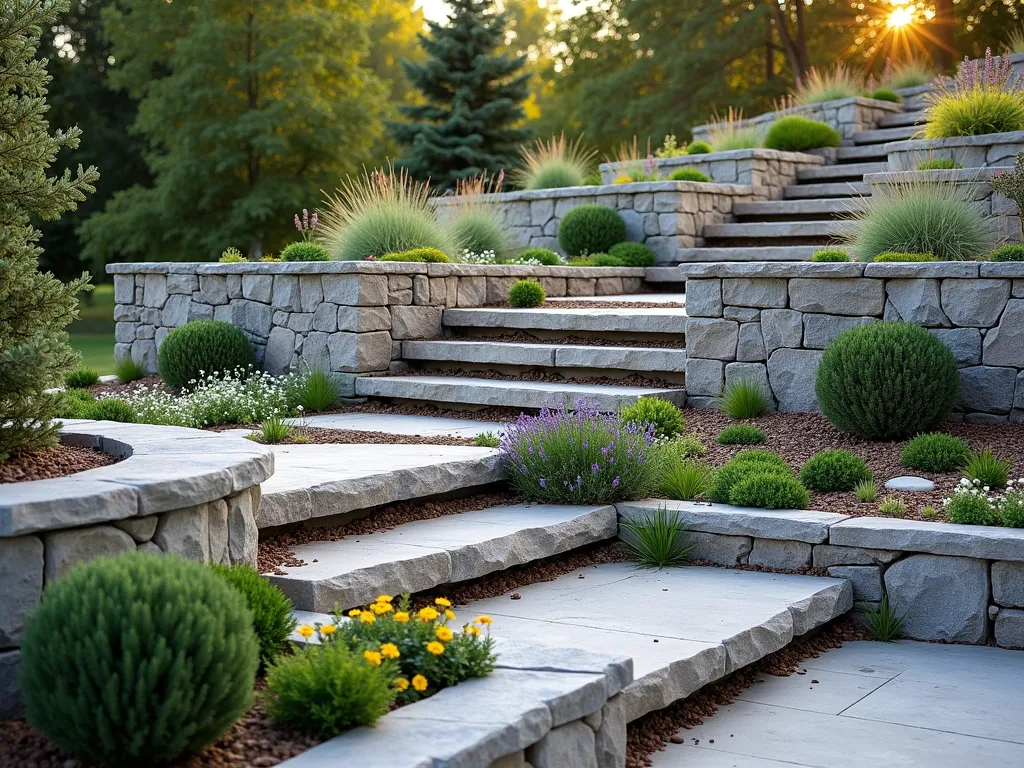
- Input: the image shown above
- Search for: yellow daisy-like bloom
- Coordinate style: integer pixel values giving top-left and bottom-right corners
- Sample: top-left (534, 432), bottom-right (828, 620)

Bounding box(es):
top-left (380, 642), bottom-right (401, 660)
top-left (297, 625), bottom-right (314, 638)
top-left (348, 608), bottom-right (361, 618)
top-left (376, 594), bottom-right (394, 604)
top-left (444, 609), bottom-right (456, 620)
top-left (466, 625), bottom-right (481, 637)
top-left (417, 606), bottom-right (439, 622)
top-left (426, 641), bottom-right (445, 655)
top-left (320, 624), bottom-right (337, 636)
top-left (360, 611), bottom-right (376, 624)
top-left (363, 650), bottom-right (383, 666)
top-left (394, 611), bottom-right (410, 623)
top-left (435, 626), bottom-right (454, 642)
top-left (475, 615), bottom-right (492, 625)
top-left (394, 678), bottom-right (410, 691)
top-left (371, 601), bottom-right (393, 615)
top-left (412, 674), bottom-right (428, 692)
top-left (434, 597), bottom-right (452, 607)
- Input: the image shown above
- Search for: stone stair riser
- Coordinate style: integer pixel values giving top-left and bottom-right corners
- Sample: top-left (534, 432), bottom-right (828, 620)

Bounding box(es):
top-left (402, 340), bottom-right (687, 373)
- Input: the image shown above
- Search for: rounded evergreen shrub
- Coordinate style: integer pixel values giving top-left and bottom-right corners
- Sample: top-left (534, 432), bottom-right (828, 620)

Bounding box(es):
top-left (900, 432), bottom-right (971, 472)
top-left (558, 205), bottom-right (627, 256)
top-left (732, 449), bottom-right (790, 469)
top-left (608, 241), bottom-right (656, 267)
top-left (280, 242), bottom-right (330, 262)
top-left (88, 397), bottom-right (137, 423)
top-left (869, 88), bottom-right (901, 103)
top-left (516, 247), bottom-right (561, 265)
top-left (716, 424), bottom-right (766, 445)
top-left (621, 397), bottom-right (685, 438)
top-left (668, 168), bottom-right (711, 183)
top-left (19, 552), bottom-right (258, 765)
top-left (729, 472), bottom-right (810, 509)
top-left (687, 140), bottom-right (712, 155)
top-left (157, 320), bottom-right (255, 389)
top-left (946, 493), bottom-right (996, 525)
top-left (707, 452), bottom-right (792, 503)
top-left (815, 322), bottom-right (959, 440)
top-left (591, 253), bottom-right (626, 266)
top-left (211, 563), bottom-right (296, 668)
top-left (507, 279), bottom-right (546, 308)
top-left (375, 248), bottom-right (450, 263)
top-left (811, 248), bottom-right (851, 262)
top-left (798, 449), bottom-right (872, 491)
top-left (764, 116), bottom-right (841, 152)
top-left (991, 244), bottom-right (1024, 262)
top-left (872, 251), bottom-right (937, 262)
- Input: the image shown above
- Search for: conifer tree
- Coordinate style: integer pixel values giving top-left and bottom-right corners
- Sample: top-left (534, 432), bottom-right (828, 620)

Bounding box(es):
top-left (0, 0), bottom-right (98, 460)
top-left (390, 0), bottom-right (530, 191)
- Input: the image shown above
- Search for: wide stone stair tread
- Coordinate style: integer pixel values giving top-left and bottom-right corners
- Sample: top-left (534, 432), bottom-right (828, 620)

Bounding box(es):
top-left (853, 125), bottom-right (918, 143)
top-left (878, 109), bottom-right (927, 128)
top-left (784, 181), bottom-right (871, 198)
top-left (442, 306), bottom-right (687, 334)
top-left (402, 339), bottom-right (687, 372)
top-left (672, 245), bottom-right (821, 263)
top-left (835, 144), bottom-right (888, 161)
top-left (732, 198), bottom-right (867, 219)
top-left (703, 220), bottom-right (856, 239)
top-left (796, 162), bottom-right (888, 181)
top-left (466, 562), bottom-right (853, 722)
top-left (354, 375), bottom-right (687, 411)
top-left (267, 503), bottom-right (619, 612)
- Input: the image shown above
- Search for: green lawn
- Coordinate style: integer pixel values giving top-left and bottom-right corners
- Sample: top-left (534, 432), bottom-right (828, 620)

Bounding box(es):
top-left (69, 283), bottom-right (116, 374)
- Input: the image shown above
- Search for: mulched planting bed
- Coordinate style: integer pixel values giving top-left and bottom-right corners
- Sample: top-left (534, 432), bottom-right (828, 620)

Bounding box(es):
top-left (682, 408), bottom-right (1024, 522)
top-left (215, 426), bottom-right (480, 447)
top-left (434, 332), bottom-right (687, 349)
top-left (258, 491), bottom-right (520, 575)
top-left (87, 373), bottom-right (164, 398)
top-left (384, 368), bottom-right (685, 389)
top-left (0, 443), bottom-right (121, 484)
top-left (625, 618), bottom-right (870, 768)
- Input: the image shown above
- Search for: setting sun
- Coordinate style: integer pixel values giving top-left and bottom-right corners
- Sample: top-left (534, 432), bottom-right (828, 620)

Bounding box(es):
top-left (888, 4), bottom-right (916, 28)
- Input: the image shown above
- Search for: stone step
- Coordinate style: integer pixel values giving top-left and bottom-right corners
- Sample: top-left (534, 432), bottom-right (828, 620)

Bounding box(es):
top-left (783, 181), bottom-right (871, 199)
top-left (835, 144), bottom-right (888, 162)
top-left (267, 503), bottom-right (619, 612)
top-left (702, 220), bottom-right (855, 240)
top-left (878, 109), bottom-right (926, 128)
top-left (546, 292), bottom-right (686, 304)
top-left (673, 245), bottom-right (821, 263)
top-left (354, 374), bottom-right (687, 411)
top-left (853, 125), bottom-right (918, 144)
top-left (403, 340), bottom-right (687, 373)
top-left (442, 306), bottom-right (688, 335)
top-left (466, 561), bottom-right (853, 722)
top-left (732, 198), bottom-right (867, 220)
top-left (796, 162), bottom-right (888, 181)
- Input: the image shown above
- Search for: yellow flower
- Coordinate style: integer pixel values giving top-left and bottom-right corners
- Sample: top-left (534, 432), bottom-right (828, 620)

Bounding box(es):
top-left (444, 609), bottom-right (456, 620)
top-left (348, 609), bottom-right (361, 618)
top-left (359, 611), bottom-right (376, 624)
top-left (394, 611), bottom-right (410, 623)
top-left (434, 597), bottom-right (452, 607)
top-left (320, 624), bottom-right (336, 636)
top-left (376, 594), bottom-right (394, 603)
top-left (426, 641), bottom-right (445, 656)
top-left (475, 615), bottom-right (492, 625)
top-left (380, 642), bottom-right (401, 660)
top-left (394, 678), bottom-right (410, 691)
top-left (363, 650), bottom-right (383, 666)
top-left (417, 606), bottom-right (439, 622)
top-left (435, 626), bottom-right (453, 642)
top-left (371, 601), bottom-right (393, 614)
top-left (412, 674), bottom-right (428, 692)
top-left (466, 625), bottom-right (481, 637)
top-left (297, 625), bottom-right (314, 638)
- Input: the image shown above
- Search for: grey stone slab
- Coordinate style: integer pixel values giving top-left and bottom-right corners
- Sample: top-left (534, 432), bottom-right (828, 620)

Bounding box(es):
top-left (0, 536), bottom-right (42, 647)
top-left (677, 262), bottom-right (866, 279)
top-left (982, 299), bottom-right (1024, 367)
top-left (291, 412), bottom-right (507, 437)
top-left (683, 279), bottom-right (722, 317)
top-left (885, 279), bottom-right (949, 325)
top-left (864, 262), bottom-right (979, 278)
top-left (827, 565), bottom-right (883, 601)
top-left (491, 639), bottom-right (632, 697)
top-left (748, 539), bottom-right (812, 569)
top-left (931, 328), bottom-right (982, 367)
top-left (0, 477), bottom-right (139, 537)
top-left (959, 365), bottom-right (1017, 414)
top-left (553, 345), bottom-right (687, 373)
top-left (994, 608), bottom-right (1024, 648)
top-left (722, 278), bottom-right (788, 309)
top-left (0, 650), bottom-right (21, 719)
top-left (760, 308), bottom-right (803, 354)
top-left (884, 554), bottom-right (989, 643)
top-left (767, 348), bottom-right (822, 412)
top-left (442, 307), bottom-right (688, 334)
top-left (43, 525), bottom-right (136, 582)
top-left (789, 278), bottom-right (885, 316)
top-left (684, 358), bottom-right (723, 397)
top-left (802, 314), bottom-right (874, 349)
top-left (403, 340), bottom-right (556, 367)
top-left (618, 500), bottom-right (847, 543)
top-left (736, 666), bottom-right (889, 715)
top-left (527, 720), bottom-right (597, 768)
top-left (686, 531), bottom-right (753, 565)
top-left (683, 318), bottom-right (737, 361)
top-left (884, 476), bottom-right (934, 492)
top-left (992, 561), bottom-right (1024, 607)
top-left (941, 279), bottom-right (1011, 327)
top-left (829, 516), bottom-right (1024, 562)
top-left (735, 324), bottom-right (766, 362)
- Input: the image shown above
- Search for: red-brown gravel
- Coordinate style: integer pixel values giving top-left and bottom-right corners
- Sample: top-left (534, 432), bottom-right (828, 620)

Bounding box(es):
top-left (625, 618), bottom-right (870, 767)
top-left (218, 426), bottom-right (479, 447)
top-left (0, 443), bottom-right (120, 484)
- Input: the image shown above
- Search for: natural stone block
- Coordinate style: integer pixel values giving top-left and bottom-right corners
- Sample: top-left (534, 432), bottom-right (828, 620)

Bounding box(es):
top-left (761, 309), bottom-right (803, 353)
top-left (114, 275), bottom-right (134, 304)
top-left (0, 650), bottom-right (21, 720)
top-left (994, 608), bottom-right (1024, 649)
top-left (0, 536), bottom-right (43, 647)
top-left (568, 278), bottom-right (597, 297)
top-left (724, 306), bottom-right (759, 322)
top-left (227, 487), bottom-right (260, 566)
top-left (337, 305), bottom-right (391, 332)
top-left (724, 362), bottom-right (771, 405)
top-left (684, 279), bottom-right (722, 317)
top-left (767, 348), bottom-right (822, 412)
top-left (885, 279), bottom-right (949, 326)
top-left (596, 277), bottom-right (624, 296)
top-left (992, 561), bottom-right (1024, 608)
top-left (684, 358), bottom-right (724, 397)
top-left (736, 323), bottom-right (766, 362)
top-left (288, 313), bottom-right (313, 334)
top-left (982, 299), bottom-right (1024, 367)
top-left (789, 278), bottom-right (884, 316)
top-left (44, 526), bottom-right (136, 582)
top-left (958, 366), bottom-right (1016, 415)
top-left (486, 277), bottom-right (518, 303)
top-left (143, 274), bottom-right (168, 308)
top-left (300, 331), bottom-right (330, 370)
top-left (884, 554), bottom-right (989, 643)
top-left (685, 318), bottom-right (737, 361)
top-left (748, 539), bottom-right (812, 569)
top-left (322, 275), bottom-right (388, 306)
top-left (802, 314), bottom-right (873, 350)
top-left (265, 326), bottom-right (296, 375)
top-left (722, 278), bottom-right (787, 308)
top-left (527, 720), bottom-right (597, 768)
top-left (686, 531), bottom-right (752, 565)
top-left (167, 273), bottom-right (198, 295)
top-left (391, 306), bottom-right (443, 340)
top-left (232, 299), bottom-right (274, 337)
top-left (594, 695), bottom-right (626, 768)
top-left (458, 276), bottom-right (487, 307)
top-left (428, 277), bottom-right (448, 306)
top-left (153, 505), bottom-right (211, 563)
top-left (328, 331), bottom-right (393, 372)
top-left (826, 565), bottom-right (883, 601)
top-left (312, 301), bottom-right (339, 332)
top-left (207, 499), bottom-right (230, 565)
top-left (812, 545), bottom-right (900, 568)
top-left (199, 274), bottom-right (228, 305)
top-left (114, 516), bottom-right (158, 543)
top-left (241, 274), bottom-right (273, 303)
top-left (227, 274), bottom-right (242, 299)
top-left (272, 276), bottom-right (301, 311)
top-left (931, 328), bottom-right (982, 367)
top-left (941, 279), bottom-right (1010, 327)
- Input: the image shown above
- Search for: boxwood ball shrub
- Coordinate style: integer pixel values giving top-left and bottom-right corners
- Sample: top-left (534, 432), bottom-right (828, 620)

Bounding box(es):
top-left (280, 242), bottom-right (330, 261)
top-left (515, 247), bottom-right (561, 265)
top-left (798, 449), bottom-right (872, 492)
top-left (211, 563), bottom-right (296, 668)
top-left (621, 396), bottom-right (685, 438)
top-left (608, 241), bottom-right (656, 267)
top-left (991, 244), bottom-right (1024, 262)
top-left (869, 87), bottom-right (901, 103)
top-left (811, 248), bottom-right (851, 262)
top-left (872, 252), bottom-right (936, 262)
top-left (729, 471), bottom-right (810, 509)
top-left (558, 205), bottom-right (627, 256)
top-left (591, 253), bottom-right (626, 266)
top-left (763, 116), bottom-right (841, 152)
top-left (707, 451), bottom-right (792, 504)
top-left (507, 279), bottom-right (546, 308)
top-left (375, 247), bottom-right (450, 263)
top-left (19, 552), bottom-right (259, 766)
top-left (687, 140), bottom-right (712, 154)
top-left (815, 322), bottom-right (959, 440)
top-left (716, 424), bottom-right (766, 445)
top-left (668, 168), bottom-right (711, 183)
top-left (157, 320), bottom-right (255, 389)
top-left (900, 432), bottom-right (971, 472)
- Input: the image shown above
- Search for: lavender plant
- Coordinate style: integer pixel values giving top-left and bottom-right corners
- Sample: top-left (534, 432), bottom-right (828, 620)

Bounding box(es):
top-left (499, 399), bottom-right (656, 504)
top-left (991, 151), bottom-right (1024, 239)
top-left (924, 49), bottom-right (1024, 138)
top-left (294, 208), bottom-right (319, 242)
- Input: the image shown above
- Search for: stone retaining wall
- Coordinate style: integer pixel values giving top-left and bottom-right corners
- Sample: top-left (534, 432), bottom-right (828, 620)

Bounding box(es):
top-left (430, 180), bottom-right (760, 264)
top-left (0, 420), bottom-right (274, 718)
top-left (679, 261), bottom-right (1024, 421)
top-left (106, 261), bottom-right (647, 394)
top-left (885, 130), bottom-right (1024, 172)
top-left (620, 501), bottom-right (1024, 649)
top-left (597, 148), bottom-right (823, 191)
top-left (691, 96), bottom-right (901, 146)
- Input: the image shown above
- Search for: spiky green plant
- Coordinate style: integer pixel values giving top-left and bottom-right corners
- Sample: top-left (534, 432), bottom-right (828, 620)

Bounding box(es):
top-left (716, 424), bottom-right (766, 445)
top-left (917, 158), bottom-right (962, 170)
top-left (794, 63), bottom-right (863, 104)
top-left (707, 108), bottom-right (762, 151)
top-left (716, 378), bottom-right (770, 419)
top-left (255, 417), bottom-right (291, 444)
top-left (924, 51), bottom-right (1024, 138)
top-left (882, 58), bottom-right (935, 90)
top-left (861, 596), bottom-right (905, 641)
top-left (64, 366), bottom-right (99, 389)
top-left (620, 506), bottom-right (693, 568)
top-left (293, 367), bottom-right (338, 412)
top-left (513, 133), bottom-right (597, 190)
top-left (448, 175), bottom-right (511, 257)
top-left (472, 431), bottom-right (501, 448)
top-left (660, 460), bottom-right (710, 501)
top-left (855, 478), bottom-right (878, 503)
top-left (879, 495), bottom-right (908, 518)
top-left (962, 449), bottom-right (1012, 488)
top-left (900, 432), bottom-right (970, 472)
top-left (113, 355), bottom-right (147, 384)
top-left (1008, 27), bottom-right (1024, 55)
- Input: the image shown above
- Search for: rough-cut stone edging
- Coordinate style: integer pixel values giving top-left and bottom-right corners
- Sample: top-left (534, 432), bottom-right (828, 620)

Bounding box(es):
top-left (0, 419), bottom-right (274, 538)
top-left (267, 504), bottom-right (619, 612)
top-left (598, 148), bottom-right (824, 186)
top-left (428, 179), bottom-right (755, 205)
top-left (884, 130), bottom-right (1024, 171)
top-left (661, 259), bottom-right (1024, 280)
top-left (278, 638), bottom-right (633, 768)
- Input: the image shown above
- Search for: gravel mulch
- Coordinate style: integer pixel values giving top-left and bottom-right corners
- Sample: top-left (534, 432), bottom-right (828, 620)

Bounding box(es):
top-left (625, 618), bottom-right (870, 767)
top-left (682, 408), bottom-right (1024, 521)
top-left (218, 426), bottom-right (480, 447)
top-left (258, 491), bottom-right (520, 575)
top-left (0, 444), bottom-right (121, 484)
top-left (433, 332), bottom-right (687, 349)
top-left (383, 368), bottom-right (685, 389)
top-left (88, 374), bottom-right (165, 398)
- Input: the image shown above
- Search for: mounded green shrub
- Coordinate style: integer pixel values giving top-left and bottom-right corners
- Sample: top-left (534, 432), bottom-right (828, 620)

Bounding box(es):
top-left (668, 168), bottom-right (711, 182)
top-left (608, 241), bottom-right (656, 267)
top-left (507, 279), bottom-right (546, 308)
top-left (707, 451), bottom-right (792, 504)
top-left (917, 158), bottom-right (962, 170)
top-left (157, 320), bottom-right (255, 389)
top-left (515, 247), bottom-right (561, 265)
top-left (811, 248), bottom-right (851, 262)
top-left (946, 492), bottom-right (997, 525)
top-left (687, 140), bottom-right (712, 155)
top-left (716, 424), bottom-right (766, 445)
top-left (621, 396), bottom-right (685, 438)
top-left (872, 251), bottom-right (937, 262)
top-left (729, 471), bottom-right (810, 509)
top-left (900, 432), bottom-right (971, 472)
top-left (815, 322), bottom-right (959, 440)
top-left (558, 205), bottom-right (627, 255)
top-left (869, 88), bottom-right (902, 103)
top-left (211, 563), bottom-right (296, 668)
top-left (20, 552), bottom-right (259, 765)
top-left (64, 366), bottom-right (98, 389)
top-left (763, 116), bottom-right (841, 152)
top-left (57, 388), bottom-right (95, 419)
top-left (375, 248), bottom-right (451, 263)
top-left (591, 253), bottom-right (627, 266)
top-left (280, 242), bottom-right (330, 261)
top-left (991, 244), bottom-right (1024, 262)
top-left (88, 397), bottom-right (137, 423)
top-left (798, 449), bottom-right (872, 491)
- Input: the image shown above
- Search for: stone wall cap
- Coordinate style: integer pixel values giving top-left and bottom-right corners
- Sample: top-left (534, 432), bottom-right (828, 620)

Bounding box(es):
top-left (425, 263), bottom-right (645, 278)
top-left (863, 262), bottom-right (981, 278)
top-left (599, 148), bottom-right (825, 173)
top-left (865, 169), bottom-right (998, 185)
top-left (980, 262), bottom-right (1024, 278)
top-left (883, 131), bottom-right (1024, 153)
top-left (428, 180), bottom-right (754, 205)
top-left (692, 95), bottom-right (901, 132)
top-left (829, 517), bottom-right (1024, 562)
top-left (673, 262), bottom-right (866, 279)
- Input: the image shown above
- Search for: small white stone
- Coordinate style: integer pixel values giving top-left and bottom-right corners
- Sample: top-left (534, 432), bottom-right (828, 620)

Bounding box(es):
top-left (885, 476), bottom-right (935, 492)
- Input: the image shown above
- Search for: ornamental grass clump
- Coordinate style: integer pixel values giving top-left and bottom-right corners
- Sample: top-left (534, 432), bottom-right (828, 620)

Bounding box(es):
top-left (815, 322), bottom-right (959, 441)
top-left (729, 471), bottom-right (810, 510)
top-left (962, 448), bottom-right (1012, 488)
top-left (20, 552), bottom-right (259, 766)
top-left (500, 399), bottom-right (656, 504)
top-left (293, 367), bottom-right (338, 412)
top-left (513, 133), bottom-right (597, 190)
top-left (794, 63), bottom-right (863, 105)
top-left (64, 366), bottom-right (98, 389)
top-left (620, 506), bottom-right (693, 568)
top-left (660, 460), bottom-right (710, 501)
top-left (448, 175), bottom-right (511, 258)
top-left (924, 50), bottom-right (1024, 138)
top-left (707, 108), bottom-right (762, 150)
top-left (157, 320), bottom-right (255, 389)
top-left (558, 205), bottom-right (627, 256)
top-left (716, 378), bottom-right (770, 419)
top-left (798, 449), bottom-right (872, 492)
top-left (900, 432), bottom-right (971, 472)
top-left (882, 57), bottom-right (935, 90)
top-left (764, 116), bottom-right (841, 152)
top-left (621, 396), bottom-right (685, 438)
top-left (211, 563), bottom-right (296, 668)
top-left (375, 247), bottom-right (451, 263)
top-left (113, 355), bottom-right (147, 384)
top-left (917, 158), bottom-right (962, 170)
